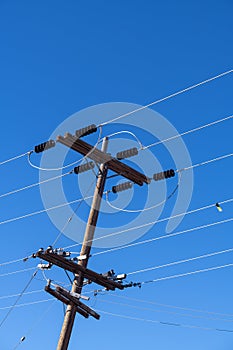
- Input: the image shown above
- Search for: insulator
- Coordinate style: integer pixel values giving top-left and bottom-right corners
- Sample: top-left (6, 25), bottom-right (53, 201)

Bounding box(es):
top-left (112, 181), bottom-right (133, 193)
top-left (153, 169), bottom-right (175, 181)
top-left (20, 336), bottom-right (26, 342)
top-left (75, 124), bottom-right (97, 139)
top-left (34, 140), bottom-right (56, 153)
top-left (116, 147), bottom-right (138, 160)
top-left (74, 161), bottom-right (95, 174)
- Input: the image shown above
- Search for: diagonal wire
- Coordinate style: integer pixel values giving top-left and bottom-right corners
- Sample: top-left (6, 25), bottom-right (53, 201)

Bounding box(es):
top-left (99, 69), bottom-right (233, 126)
top-left (0, 269), bottom-right (38, 329)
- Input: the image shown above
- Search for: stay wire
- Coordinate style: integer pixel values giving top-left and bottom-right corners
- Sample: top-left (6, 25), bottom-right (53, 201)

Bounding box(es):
top-left (0, 269), bottom-right (38, 329)
top-left (12, 301), bottom-right (56, 350)
top-left (99, 69), bottom-right (233, 127)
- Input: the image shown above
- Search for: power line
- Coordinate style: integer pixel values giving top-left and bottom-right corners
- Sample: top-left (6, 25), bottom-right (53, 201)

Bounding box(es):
top-left (95, 308), bottom-right (233, 333)
top-left (0, 269), bottom-right (38, 329)
top-left (177, 153), bottom-right (233, 172)
top-left (0, 247), bottom-right (232, 301)
top-left (0, 171), bottom-right (72, 200)
top-left (0, 258), bottom-right (25, 268)
top-left (92, 217), bottom-right (233, 257)
top-left (0, 148), bottom-right (231, 228)
top-left (108, 294), bottom-right (233, 318)
top-left (64, 197), bottom-right (233, 249)
top-left (126, 248), bottom-right (233, 276)
top-left (0, 299), bottom-right (53, 311)
top-left (0, 267), bottom-right (36, 278)
top-left (0, 194), bottom-right (96, 227)
top-left (0, 152), bottom-right (30, 167)
top-left (141, 263), bottom-right (233, 285)
top-left (0, 289), bottom-right (44, 301)
top-left (99, 69), bottom-right (233, 127)
top-left (142, 115), bottom-right (233, 150)
top-left (97, 298), bottom-right (233, 323)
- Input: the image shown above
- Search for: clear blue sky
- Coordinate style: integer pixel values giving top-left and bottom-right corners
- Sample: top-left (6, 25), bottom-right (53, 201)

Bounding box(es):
top-left (0, 1), bottom-right (232, 349)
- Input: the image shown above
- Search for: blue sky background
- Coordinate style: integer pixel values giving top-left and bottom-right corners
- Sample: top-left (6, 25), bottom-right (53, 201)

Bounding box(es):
top-left (0, 1), bottom-right (232, 349)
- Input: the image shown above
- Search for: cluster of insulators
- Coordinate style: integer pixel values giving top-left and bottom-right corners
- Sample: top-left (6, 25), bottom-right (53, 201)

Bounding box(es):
top-left (75, 124), bottom-right (97, 139)
top-left (34, 139), bottom-right (56, 153)
top-left (74, 161), bottom-right (95, 174)
top-left (112, 181), bottom-right (133, 193)
top-left (153, 169), bottom-right (175, 181)
top-left (116, 147), bottom-right (138, 160)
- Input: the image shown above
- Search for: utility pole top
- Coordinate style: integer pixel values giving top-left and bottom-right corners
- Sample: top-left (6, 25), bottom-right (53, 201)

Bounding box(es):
top-left (57, 133), bottom-right (150, 186)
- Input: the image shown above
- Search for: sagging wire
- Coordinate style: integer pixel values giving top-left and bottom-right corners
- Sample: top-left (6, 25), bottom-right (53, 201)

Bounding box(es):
top-left (105, 172), bottom-right (181, 213)
top-left (27, 126), bottom-right (102, 171)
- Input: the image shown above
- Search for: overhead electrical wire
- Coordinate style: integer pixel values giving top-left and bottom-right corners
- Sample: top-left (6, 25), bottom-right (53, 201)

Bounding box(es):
top-left (92, 217), bottom-right (233, 257)
top-left (142, 114), bottom-right (233, 150)
top-left (0, 289), bottom-right (44, 301)
top-left (0, 258), bottom-right (26, 268)
top-left (98, 69), bottom-right (233, 127)
top-left (63, 197), bottom-right (233, 249)
top-left (0, 171), bottom-right (72, 200)
top-left (0, 69), bottom-right (231, 171)
top-left (95, 309), bottom-right (233, 333)
top-left (0, 151), bottom-right (230, 230)
top-left (0, 267), bottom-right (37, 278)
top-left (0, 299), bottom-right (53, 311)
top-left (107, 294), bottom-right (233, 319)
top-left (2, 260), bottom-right (232, 313)
top-left (141, 263), bottom-right (233, 285)
top-left (0, 152), bottom-right (30, 167)
top-left (0, 247), bottom-right (232, 302)
top-left (97, 298), bottom-right (233, 323)
top-left (0, 194), bottom-right (96, 227)
top-left (126, 247), bottom-right (233, 276)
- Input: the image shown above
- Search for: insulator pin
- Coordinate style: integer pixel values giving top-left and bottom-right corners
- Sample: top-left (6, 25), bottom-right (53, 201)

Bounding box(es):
top-left (112, 181), bottom-right (133, 193)
top-left (153, 169), bottom-right (175, 181)
top-left (75, 124), bottom-right (97, 139)
top-left (74, 161), bottom-right (95, 174)
top-left (116, 147), bottom-right (138, 160)
top-left (34, 140), bottom-right (56, 153)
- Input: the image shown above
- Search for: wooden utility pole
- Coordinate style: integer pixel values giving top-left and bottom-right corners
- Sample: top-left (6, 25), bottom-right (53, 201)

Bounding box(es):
top-left (56, 137), bottom-right (109, 350)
